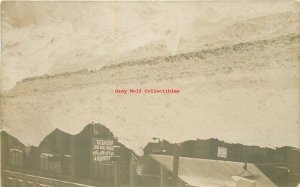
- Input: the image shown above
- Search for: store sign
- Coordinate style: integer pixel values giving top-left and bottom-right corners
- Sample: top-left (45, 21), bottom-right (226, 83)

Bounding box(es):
top-left (217, 147), bottom-right (228, 158)
top-left (92, 139), bottom-right (114, 162)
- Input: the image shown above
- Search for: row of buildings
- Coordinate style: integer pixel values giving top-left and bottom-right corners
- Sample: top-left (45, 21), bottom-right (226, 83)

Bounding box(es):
top-left (1, 123), bottom-right (300, 187)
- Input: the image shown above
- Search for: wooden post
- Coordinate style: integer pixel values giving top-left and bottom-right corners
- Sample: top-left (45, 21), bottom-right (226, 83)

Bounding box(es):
top-left (172, 144), bottom-right (180, 187)
top-left (160, 165), bottom-right (167, 187)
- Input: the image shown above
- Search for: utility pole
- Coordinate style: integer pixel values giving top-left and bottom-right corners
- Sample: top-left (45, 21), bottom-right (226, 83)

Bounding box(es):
top-left (172, 144), bottom-right (180, 187)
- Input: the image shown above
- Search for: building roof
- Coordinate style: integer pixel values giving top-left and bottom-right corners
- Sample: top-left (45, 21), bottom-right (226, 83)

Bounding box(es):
top-left (150, 154), bottom-right (277, 187)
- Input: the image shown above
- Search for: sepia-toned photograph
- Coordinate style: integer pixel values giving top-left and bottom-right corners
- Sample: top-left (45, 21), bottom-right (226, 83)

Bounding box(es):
top-left (0, 1), bottom-right (299, 187)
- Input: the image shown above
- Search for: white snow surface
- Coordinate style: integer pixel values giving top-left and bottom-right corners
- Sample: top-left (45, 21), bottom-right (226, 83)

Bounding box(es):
top-left (1, 1), bottom-right (300, 155)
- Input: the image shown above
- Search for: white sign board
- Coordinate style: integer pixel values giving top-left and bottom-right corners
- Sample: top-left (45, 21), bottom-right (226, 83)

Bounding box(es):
top-left (217, 147), bottom-right (228, 158)
top-left (92, 139), bottom-right (114, 162)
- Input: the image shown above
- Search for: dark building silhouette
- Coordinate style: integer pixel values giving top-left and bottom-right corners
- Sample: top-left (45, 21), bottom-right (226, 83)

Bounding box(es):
top-left (1, 123), bottom-right (132, 187)
top-left (1, 124), bottom-right (299, 187)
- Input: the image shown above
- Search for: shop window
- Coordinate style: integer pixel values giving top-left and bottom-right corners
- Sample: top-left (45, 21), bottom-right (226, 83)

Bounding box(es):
top-left (40, 153), bottom-right (54, 171)
top-left (10, 149), bottom-right (23, 167)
